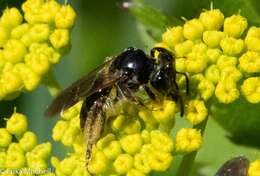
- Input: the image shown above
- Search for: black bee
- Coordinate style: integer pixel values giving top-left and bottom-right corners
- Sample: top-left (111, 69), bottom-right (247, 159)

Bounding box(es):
top-left (45, 47), bottom-right (189, 164)
top-left (215, 156), bottom-right (250, 176)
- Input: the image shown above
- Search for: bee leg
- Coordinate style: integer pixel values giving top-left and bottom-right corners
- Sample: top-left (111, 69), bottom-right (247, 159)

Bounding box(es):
top-left (117, 84), bottom-right (145, 106)
top-left (176, 71), bottom-right (189, 95)
top-left (83, 97), bottom-right (106, 167)
top-left (170, 91), bottom-right (184, 117)
top-left (144, 85), bottom-right (156, 101)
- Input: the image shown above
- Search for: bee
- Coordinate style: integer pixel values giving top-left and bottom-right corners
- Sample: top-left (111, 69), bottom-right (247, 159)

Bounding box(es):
top-left (215, 156), bottom-right (250, 176)
top-left (45, 47), bottom-right (189, 164)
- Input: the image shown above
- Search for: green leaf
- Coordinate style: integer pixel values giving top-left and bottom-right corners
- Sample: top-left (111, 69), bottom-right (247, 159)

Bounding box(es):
top-left (125, 1), bottom-right (182, 41)
top-left (210, 97), bottom-right (260, 148)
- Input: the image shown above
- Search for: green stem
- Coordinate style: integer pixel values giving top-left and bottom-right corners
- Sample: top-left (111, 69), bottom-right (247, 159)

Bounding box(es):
top-left (43, 71), bottom-right (62, 97)
top-left (176, 116), bottom-right (209, 176)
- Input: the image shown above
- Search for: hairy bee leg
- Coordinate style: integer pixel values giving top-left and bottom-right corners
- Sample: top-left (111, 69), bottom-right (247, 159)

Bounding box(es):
top-left (176, 71), bottom-right (189, 95)
top-left (81, 97), bottom-right (106, 166)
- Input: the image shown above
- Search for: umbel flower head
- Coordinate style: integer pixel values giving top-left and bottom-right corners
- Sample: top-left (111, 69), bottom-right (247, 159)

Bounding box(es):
top-left (0, 0), bottom-right (76, 101)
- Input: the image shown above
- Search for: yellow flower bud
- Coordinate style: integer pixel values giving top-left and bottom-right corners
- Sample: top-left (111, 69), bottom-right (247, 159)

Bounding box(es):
top-left (61, 125), bottom-right (80, 147)
top-left (0, 25), bottom-right (10, 47)
top-left (111, 114), bottom-right (126, 131)
top-left (62, 105), bottom-right (79, 120)
top-left (0, 8), bottom-right (23, 29)
top-left (72, 165), bottom-right (91, 176)
top-left (4, 39), bottom-right (27, 63)
top-left (114, 154), bottom-right (134, 174)
top-left (152, 100), bottom-right (176, 123)
top-left (1, 69), bottom-right (23, 94)
top-left (186, 51), bottom-right (207, 73)
top-left (199, 9), bottom-right (224, 30)
top-left (162, 26), bottom-right (184, 48)
top-left (122, 119), bottom-right (142, 134)
top-left (220, 66), bottom-right (242, 82)
top-left (55, 5), bottom-right (77, 29)
top-left (176, 58), bottom-right (186, 72)
top-left (19, 131), bottom-right (38, 152)
top-left (134, 153), bottom-right (151, 174)
top-left (245, 26), bottom-right (260, 52)
top-left (59, 156), bottom-right (77, 175)
top-left (186, 100), bottom-right (207, 125)
top-left (241, 77), bottom-right (260, 103)
top-left (224, 14), bottom-right (248, 38)
top-left (148, 151), bottom-right (173, 172)
top-left (203, 31), bottom-right (225, 48)
top-left (0, 152), bottom-right (6, 168)
top-left (7, 143), bottom-right (24, 154)
top-left (88, 151), bottom-right (108, 174)
top-left (30, 142), bottom-right (52, 160)
top-left (197, 78), bottom-right (215, 101)
top-left (150, 130), bottom-right (173, 153)
top-left (183, 19), bottom-right (204, 40)
top-left (217, 55), bottom-right (237, 68)
top-left (0, 128), bottom-right (12, 147)
top-left (174, 40), bottom-right (194, 57)
top-left (26, 52), bottom-right (50, 75)
top-left (5, 151), bottom-right (26, 169)
top-left (220, 37), bottom-right (244, 56)
top-left (205, 65), bottom-right (220, 84)
top-left (215, 81), bottom-right (240, 103)
top-left (50, 29), bottom-right (70, 49)
top-left (138, 109), bottom-right (157, 130)
top-left (127, 169), bottom-right (145, 176)
top-left (248, 160), bottom-right (260, 176)
top-left (175, 128), bottom-right (202, 153)
top-left (11, 23), bottom-right (30, 39)
top-left (22, 0), bottom-right (44, 13)
top-left (141, 130), bottom-right (151, 144)
top-left (103, 140), bottom-right (122, 160)
top-left (13, 63), bottom-right (41, 91)
top-left (28, 24), bottom-right (50, 43)
top-left (206, 48), bottom-right (221, 64)
top-left (39, 0), bottom-right (61, 23)
top-left (26, 152), bottom-right (48, 170)
top-left (6, 113), bottom-right (28, 136)
top-left (96, 133), bottom-right (115, 150)
top-left (239, 51), bottom-right (260, 73)
top-left (120, 133), bottom-right (143, 155)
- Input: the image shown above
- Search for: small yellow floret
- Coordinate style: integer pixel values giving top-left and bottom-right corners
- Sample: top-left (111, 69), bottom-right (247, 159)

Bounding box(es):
top-left (150, 130), bottom-right (173, 153)
top-left (4, 39), bottom-right (27, 63)
top-left (183, 19), bottom-right (204, 40)
top-left (174, 40), bottom-right (194, 57)
top-left (239, 51), bottom-right (260, 73)
top-left (0, 128), bottom-right (12, 147)
top-left (245, 27), bottom-right (260, 52)
top-left (175, 128), bottom-right (202, 153)
top-left (120, 133), bottom-right (143, 154)
top-left (220, 37), bottom-right (244, 56)
top-left (215, 81), bottom-right (240, 103)
top-left (241, 77), bottom-right (260, 103)
top-left (152, 100), bottom-right (176, 123)
top-left (50, 29), bottom-right (70, 49)
top-left (114, 154), bottom-right (134, 174)
top-left (199, 9), bottom-right (224, 30)
top-left (203, 31), bottom-right (225, 48)
top-left (205, 65), bottom-right (220, 84)
top-left (6, 113), bottom-right (28, 135)
top-left (162, 26), bottom-right (184, 48)
top-left (55, 5), bottom-right (77, 29)
top-left (186, 100), bottom-right (208, 125)
top-left (0, 8), bottom-right (23, 29)
top-left (224, 14), bottom-right (248, 38)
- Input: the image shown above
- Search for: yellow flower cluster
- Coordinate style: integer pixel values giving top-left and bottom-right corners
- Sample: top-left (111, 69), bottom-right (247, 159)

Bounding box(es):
top-left (248, 160), bottom-right (260, 176)
top-left (0, 112), bottom-right (52, 176)
top-left (50, 99), bottom-right (203, 176)
top-left (160, 8), bottom-right (260, 104)
top-left (0, 0), bottom-right (76, 100)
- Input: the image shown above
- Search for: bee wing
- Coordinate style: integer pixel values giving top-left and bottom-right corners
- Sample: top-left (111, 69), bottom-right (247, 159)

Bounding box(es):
top-left (45, 58), bottom-right (122, 116)
top-left (215, 156), bottom-right (249, 176)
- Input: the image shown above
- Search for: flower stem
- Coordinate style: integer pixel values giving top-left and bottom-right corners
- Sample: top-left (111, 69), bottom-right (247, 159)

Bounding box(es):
top-left (43, 71), bottom-right (62, 97)
top-left (176, 116), bottom-right (209, 176)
